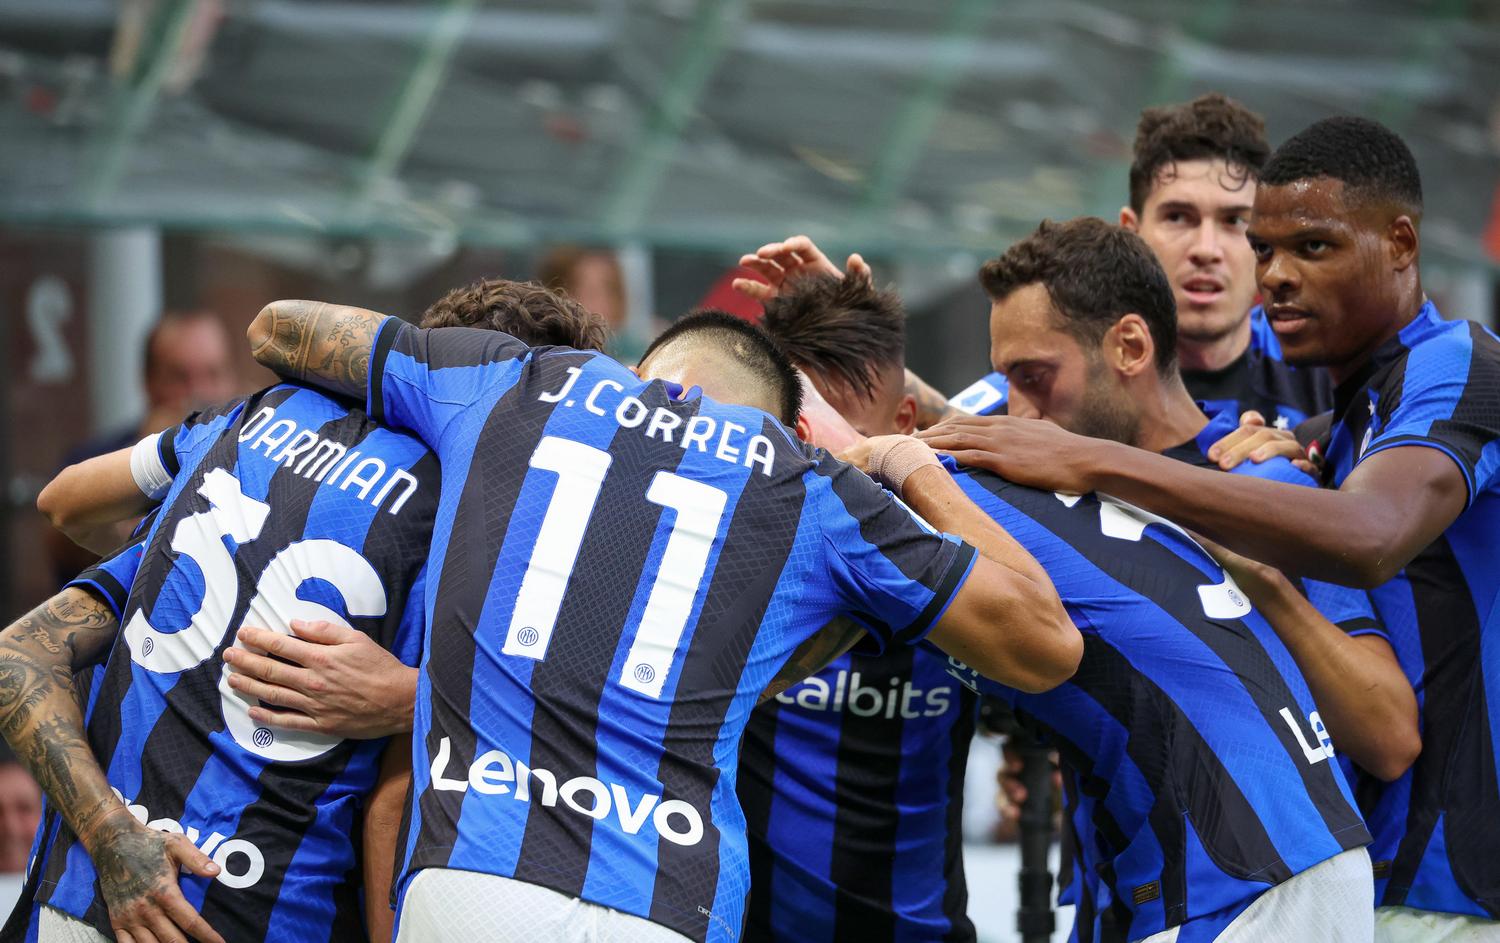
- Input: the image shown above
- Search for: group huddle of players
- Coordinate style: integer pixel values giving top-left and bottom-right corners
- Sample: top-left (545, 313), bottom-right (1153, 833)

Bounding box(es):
top-left (0, 94), bottom-right (1495, 943)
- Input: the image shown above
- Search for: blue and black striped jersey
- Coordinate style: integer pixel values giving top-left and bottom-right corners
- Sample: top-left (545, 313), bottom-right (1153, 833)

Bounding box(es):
top-left (13, 384), bottom-right (438, 943)
top-left (1319, 302), bottom-right (1500, 919)
top-left (1184, 307), bottom-right (1334, 431)
top-left (738, 646), bottom-right (977, 942)
top-left (367, 320), bottom-right (976, 943)
top-left (1163, 406), bottom-right (1386, 642)
top-left (940, 468), bottom-right (1369, 942)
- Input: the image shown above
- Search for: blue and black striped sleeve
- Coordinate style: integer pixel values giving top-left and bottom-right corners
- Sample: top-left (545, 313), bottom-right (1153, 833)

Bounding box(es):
top-left (814, 457), bottom-right (976, 651)
top-left (64, 532), bottom-right (148, 620)
top-left (1362, 324), bottom-right (1500, 505)
top-left (366, 318), bottom-right (533, 445)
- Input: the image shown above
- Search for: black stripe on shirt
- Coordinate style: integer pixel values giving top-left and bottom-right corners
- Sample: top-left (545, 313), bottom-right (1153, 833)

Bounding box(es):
top-left (648, 415), bottom-right (808, 941)
top-left (512, 407), bottom-right (692, 895)
top-left (410, 359), bottom-right (582, 870)
top-left (1385, 534), bottom-right (1499, 914)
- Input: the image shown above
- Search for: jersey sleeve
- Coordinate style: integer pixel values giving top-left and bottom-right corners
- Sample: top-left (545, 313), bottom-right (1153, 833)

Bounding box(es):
top-left (367, 317), bottom-right (533, 443)
top-left (813, 457), bottom-right (977, 651)
top-left (1361, 327), bottom-right (1500, 504)
top-left (1301, 579), bottom-right (1388, 642)
top-left (65, 533), bottom-right (148, 620)
top-left (157, 395), bottom-right (250, 478)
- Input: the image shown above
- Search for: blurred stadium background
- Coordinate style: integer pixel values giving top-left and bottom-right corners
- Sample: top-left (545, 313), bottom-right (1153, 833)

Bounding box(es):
top-left (1, 4), bottom-right (1498, 934)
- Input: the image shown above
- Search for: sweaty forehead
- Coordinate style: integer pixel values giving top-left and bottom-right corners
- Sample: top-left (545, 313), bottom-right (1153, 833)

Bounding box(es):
top-left (1250, 178), bottom-right (1363, 235)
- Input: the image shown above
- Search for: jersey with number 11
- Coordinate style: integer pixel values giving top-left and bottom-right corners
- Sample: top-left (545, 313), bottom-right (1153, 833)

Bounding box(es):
top-left (372, 321), bottom-right (975, 943)
top-left (27, 384), bottom-right (440, 943)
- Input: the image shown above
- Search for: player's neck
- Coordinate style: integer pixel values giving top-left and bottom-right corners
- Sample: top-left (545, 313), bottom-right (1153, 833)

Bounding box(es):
top-left (1133, 373), bottom-right (1211, 454)
top-left (1177, 315), bottom-right (1252, 374)
top-left (1327, 282), bottom-right (1428, 387)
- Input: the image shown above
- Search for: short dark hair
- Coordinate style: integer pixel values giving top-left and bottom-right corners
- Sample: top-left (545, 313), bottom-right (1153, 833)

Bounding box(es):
top-left (1128, 94), bottom-right (1269, 213)
top-left (980, 218), bottom-right (1178, 373)
top-left (143, 310), bottom-right (227, 377)
top-left (640, 309), bottom-right (804, 425)
top-left (420, 278), bottom-right (607, 351)
top-left (1260, 115), bottom-right (1423, 215)
top-left (760, 273), bottom-right (904, 401)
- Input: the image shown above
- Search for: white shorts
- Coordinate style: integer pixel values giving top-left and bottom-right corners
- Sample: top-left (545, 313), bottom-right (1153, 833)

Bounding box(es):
top-left (395, 868), bottom-right (695, 943)
top-left (1137, 847), bottom-right (1374, 943)
top-left (1375, 905), bottom-right (1500, 942)
top-left (38, 906), bottom-right (111, 943)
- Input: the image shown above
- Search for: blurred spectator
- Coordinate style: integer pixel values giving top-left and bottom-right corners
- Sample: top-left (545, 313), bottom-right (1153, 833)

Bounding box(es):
top-left (537, 246), bottom-right (649, 362)
top-left (47, 310), bottom-right (236, 584)
top-left (0, 743), bottom-right (41, 913)
top-left (0, 746), bottom-right (39, 873)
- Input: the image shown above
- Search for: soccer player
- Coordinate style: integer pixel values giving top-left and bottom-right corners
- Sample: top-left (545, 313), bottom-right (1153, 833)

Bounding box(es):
top-left (937, 462), bottom-right (1373, 942)
top-left (5, 281), bottom-right (606, 943)
top-left (246, 300), bottom-right (1082, 943)
top-left (748, 247), bottom-right (1405, 942)
top-left (943, 95), bottom-right (1332, 433)
top-left (976, 217), bottom-right (1416, 780)
top-left (742, 274), bottom-right (978, 940)
top-left (921, 117), bottom-right (1500, 940)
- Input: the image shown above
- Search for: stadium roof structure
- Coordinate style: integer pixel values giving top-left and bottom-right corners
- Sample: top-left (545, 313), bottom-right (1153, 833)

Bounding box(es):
top-left (1, 0), bottom-right (1498, 265)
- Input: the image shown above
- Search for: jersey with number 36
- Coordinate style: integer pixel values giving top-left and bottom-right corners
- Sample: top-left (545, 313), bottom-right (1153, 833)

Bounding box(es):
top-left (369, 320), bottom-right (975, 943)
top-left (28, 384), bottom-right (440, 943)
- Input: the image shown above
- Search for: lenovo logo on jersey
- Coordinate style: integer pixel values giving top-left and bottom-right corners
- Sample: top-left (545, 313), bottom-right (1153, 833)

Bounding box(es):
top-left (428, 737), bottom-right (705, 847)
top-left (775, 669), bottom-right (953, 718)
top-left (113, 789), bottom-right (265, 889)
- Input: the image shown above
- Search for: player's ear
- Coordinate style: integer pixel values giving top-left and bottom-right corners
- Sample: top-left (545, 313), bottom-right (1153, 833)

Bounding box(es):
top-left (893, 394), bottom-right (918, 436)
top-left (628, 364), bottom-right (643, 379)
top-left (794, 414), bottom-right (813, 443)
top-left (1109, 314), bottom-right (1154, 378)
top-left (1119, 206), bottom-right (1139, 231)
top-left (1388, 215), bottom-right (1419, 272)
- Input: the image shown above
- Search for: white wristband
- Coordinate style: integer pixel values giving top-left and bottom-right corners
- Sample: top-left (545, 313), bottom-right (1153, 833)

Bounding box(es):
top-left (130, 433), bottom-right (173, 501)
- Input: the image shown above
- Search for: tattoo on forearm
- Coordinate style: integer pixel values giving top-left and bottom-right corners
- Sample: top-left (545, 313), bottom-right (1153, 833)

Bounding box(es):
top-left (0, 591), bottom-right (122, 844)
top-left (760, 619), bottom-right (866, 704)
top-left (249, 301), bottom-right (383, 396)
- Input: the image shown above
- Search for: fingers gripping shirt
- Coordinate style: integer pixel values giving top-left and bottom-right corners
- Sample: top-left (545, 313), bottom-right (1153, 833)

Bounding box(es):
top-left (366, 319), bottom-right (975, 943)
top-left (18, 384), bottom-right (440, 943)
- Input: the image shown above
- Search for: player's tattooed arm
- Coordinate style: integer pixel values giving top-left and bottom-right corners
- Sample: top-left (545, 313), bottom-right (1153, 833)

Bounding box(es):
top-left (247, 300), bottom-right (387, 399)
top-left (905, 368), bottom-right (960, 431)
top-left (758, 618), bottom-right (866, 704)
top-left (0, 589), bottom-right (226, 943)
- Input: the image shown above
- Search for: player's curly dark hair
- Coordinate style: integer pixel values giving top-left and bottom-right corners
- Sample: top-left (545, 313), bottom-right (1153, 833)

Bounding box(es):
top-left (1261, 115), bottom-right (1423, 215)
top-left (420, 278), bottom-right (608, 351)
top-left (1128, 94), bottom-right (1269, 213)
top-left (761, 273), bottom-right (905, 402)
top-left (640, 310), bottom-right (804, 426)
top-left (980, 218), bottom-right (1178, 374)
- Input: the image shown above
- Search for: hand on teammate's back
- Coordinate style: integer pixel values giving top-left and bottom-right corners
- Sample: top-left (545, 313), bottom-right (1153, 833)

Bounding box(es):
top-left (223, 620), bottom-right (417, 740)
top-left (1205, 410), bottom-right (1316, 476)
top-left (89, 807), bottom-right (225, 943)
top-left (732, 234), bottom-right (870, 302)
top-left (917, 415), bottom-right (1102, 494)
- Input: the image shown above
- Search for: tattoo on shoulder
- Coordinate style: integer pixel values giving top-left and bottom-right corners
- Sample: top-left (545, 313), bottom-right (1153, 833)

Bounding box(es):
top-left (759, 619), bottom-right (866, 704)
top-left (249, 301), bottom-right (384, 396)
